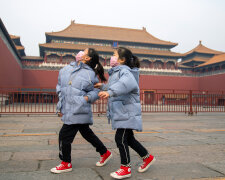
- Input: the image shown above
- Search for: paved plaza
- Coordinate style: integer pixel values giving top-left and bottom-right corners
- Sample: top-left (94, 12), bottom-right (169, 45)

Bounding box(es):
top-left (0, 113), bottom-right (225, 180)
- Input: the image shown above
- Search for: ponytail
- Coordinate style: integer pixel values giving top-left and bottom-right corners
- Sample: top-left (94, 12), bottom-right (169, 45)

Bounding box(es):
top-left (95, 62), bottom-right (107, 82)
top-left (132, 55), bottom-right (140, 68)
top-left (86, 48), bottom-right (107, 82)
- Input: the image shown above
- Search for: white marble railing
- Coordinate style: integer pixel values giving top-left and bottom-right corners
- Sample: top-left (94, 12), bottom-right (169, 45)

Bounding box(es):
top-left (38, 62), bottom-right (68, 68)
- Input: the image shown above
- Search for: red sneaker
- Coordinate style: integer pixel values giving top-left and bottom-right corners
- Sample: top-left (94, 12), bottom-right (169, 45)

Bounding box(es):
top-left (50, 161), bottom-right (72, 173)
top-left (96, 150), bottom-right (112, 166)
top-left (138, 154), bottom-right (156, 173)
top-left (110, 166), bottom-right (131, 179)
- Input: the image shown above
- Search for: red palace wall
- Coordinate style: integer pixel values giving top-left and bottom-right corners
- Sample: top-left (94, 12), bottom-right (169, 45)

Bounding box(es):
top-left (199, 73), bottom-right (225, 92)
top-left (2, 65), bottom-right (225, 92)
top-left (22, 69), bottom-right (59, 88)
top-left (140, 75), bottom-right (199, 91)
top-left (22, 69), bottom-right (201, 91)
top-left (0, 37), bottom-right (22, 87)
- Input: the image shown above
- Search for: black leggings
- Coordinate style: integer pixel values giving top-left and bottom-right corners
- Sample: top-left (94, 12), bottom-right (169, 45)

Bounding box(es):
top-left (59, 124), bottom-right (107, 163)
top-left (115, 129), bottom-right (148, 166)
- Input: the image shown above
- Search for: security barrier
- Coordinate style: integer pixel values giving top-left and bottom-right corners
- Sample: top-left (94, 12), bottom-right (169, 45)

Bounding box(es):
top-left (0, 88), bottom-right (224, 115)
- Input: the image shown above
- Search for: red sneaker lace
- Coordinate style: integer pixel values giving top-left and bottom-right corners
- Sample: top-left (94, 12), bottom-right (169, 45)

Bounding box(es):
top-left (116, 168), bottom-right (125, 175)
top-left (56, 163), bottom-right (64, 169)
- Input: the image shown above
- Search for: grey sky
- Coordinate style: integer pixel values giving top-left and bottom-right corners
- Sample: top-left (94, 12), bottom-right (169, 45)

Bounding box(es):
top-left (1, 0), bottom-right (225, 56)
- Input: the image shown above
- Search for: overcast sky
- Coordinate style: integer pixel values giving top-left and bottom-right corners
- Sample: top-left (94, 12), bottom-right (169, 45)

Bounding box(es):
top-left (1, 0), bottom-right (225, 56)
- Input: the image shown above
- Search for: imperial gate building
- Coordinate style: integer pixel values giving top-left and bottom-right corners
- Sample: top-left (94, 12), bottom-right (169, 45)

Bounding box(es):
top-left (1, 19), bottom-right (225, 92)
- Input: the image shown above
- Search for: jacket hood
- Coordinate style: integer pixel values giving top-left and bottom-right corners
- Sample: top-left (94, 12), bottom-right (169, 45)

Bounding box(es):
top-left (108, 65), bottom-right (139, 83)
top-left (70, 61), bottom-right (93, 71)
top-left (130, 67), bottom-right (139, 84)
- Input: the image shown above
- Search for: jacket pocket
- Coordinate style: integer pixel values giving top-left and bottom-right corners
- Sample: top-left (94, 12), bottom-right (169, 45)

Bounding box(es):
top-left (124, 103), bottom-right (141, 116)
top-left (81, 79), bottom-right (93, 91)
top-left (68, 96), bottom-right (89, 114)
top-left (111, 101), bottom-right (129, 121)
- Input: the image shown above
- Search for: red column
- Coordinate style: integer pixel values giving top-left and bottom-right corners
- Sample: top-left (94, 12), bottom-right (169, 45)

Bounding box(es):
top-left (60, 55), bottom-right (63, 64)
top-left (175, 62), bottom-right (178, 69)
top-left (163, 61), bottom-right (166, 69)
top-left (152, 62), bottom-right (155, 69)
top-left (44, 54), bottom-right (47, 63)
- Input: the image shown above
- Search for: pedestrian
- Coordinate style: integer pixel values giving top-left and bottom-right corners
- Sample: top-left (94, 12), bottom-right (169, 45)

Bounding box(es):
top-left (95, 47), bottom-right (156, 179)
top-left (51, 48), bottom-right (112, 173)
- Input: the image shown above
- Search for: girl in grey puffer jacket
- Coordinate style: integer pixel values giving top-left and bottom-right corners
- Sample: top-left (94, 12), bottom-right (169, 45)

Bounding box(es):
top-left (96, 47), bottom-right (156, 179)
top-left (51, 48), bottom-right (112, 174)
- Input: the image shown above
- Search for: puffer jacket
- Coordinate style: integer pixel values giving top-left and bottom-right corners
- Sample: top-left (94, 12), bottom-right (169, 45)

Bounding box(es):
top-left (101, 65), bottom-right (142, 132)
top-left (56, 61), bottom-right (99, 125)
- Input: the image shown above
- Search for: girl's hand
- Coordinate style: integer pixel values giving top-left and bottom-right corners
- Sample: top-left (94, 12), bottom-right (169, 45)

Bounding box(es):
top-left (84, 96), bottom-right (89, 102)
top-left (94, 83), bottom-right (102, 88)
top-left (98, 91), bottom-right (109, 99)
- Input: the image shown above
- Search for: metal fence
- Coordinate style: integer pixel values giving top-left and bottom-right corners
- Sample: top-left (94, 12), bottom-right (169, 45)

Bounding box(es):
top-left (0, 88), bottom-right (224, 115)
top-left (140, 90), bottom-right (225, 114)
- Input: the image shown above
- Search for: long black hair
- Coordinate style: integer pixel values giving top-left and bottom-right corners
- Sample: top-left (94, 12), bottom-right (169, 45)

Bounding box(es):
top-left (85, 48), bottom-right (107, 81)
top-left (117, 47), bottom-right (140, 68)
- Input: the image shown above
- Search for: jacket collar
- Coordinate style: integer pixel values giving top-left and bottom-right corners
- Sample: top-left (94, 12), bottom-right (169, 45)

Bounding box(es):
top-left (108, 65), bottom-right (131, 75)
top-left (70, 61), bottom-right (92, 73)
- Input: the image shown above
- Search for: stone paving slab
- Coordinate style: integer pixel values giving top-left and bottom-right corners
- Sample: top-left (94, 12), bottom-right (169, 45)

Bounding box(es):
top-left (0, 113), bottom-right (225, 179)
top-left (12, 150), bottom-right (58, 161)
top-left (136, 163), bottom-right (224, 180)
top-left (203, 160), bottom-right (225, 175)
top-left (0, 139), bottom-right (48, 146)
top-left (0, 151), bottom-right (12, 161)
top-left (0, 168), bottom-right (102, 180)
top-left (0, 160), bottom-right (39, 173)
top-left (22, 128), bottom-right (59, 133)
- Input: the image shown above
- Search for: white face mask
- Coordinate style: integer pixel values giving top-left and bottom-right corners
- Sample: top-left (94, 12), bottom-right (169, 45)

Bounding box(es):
top-left (75, 51), bottom-right (85, 62)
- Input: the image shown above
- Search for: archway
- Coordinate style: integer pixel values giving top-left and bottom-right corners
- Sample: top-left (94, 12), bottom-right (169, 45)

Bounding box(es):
top-left (166, 61), bottom-right (175, 69)
top-left (154, 60), bottom-right (164, 69)
top-left (62, 55), bottom-right (75, 64)
top-left (140, 59), bottom-right (151, 68)
top-left (46, 54), bottom-right (60, 63)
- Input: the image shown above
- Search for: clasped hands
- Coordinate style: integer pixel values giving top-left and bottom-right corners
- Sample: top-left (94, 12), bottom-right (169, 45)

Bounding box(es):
top-left (94, 83), bottom-right (110, 99)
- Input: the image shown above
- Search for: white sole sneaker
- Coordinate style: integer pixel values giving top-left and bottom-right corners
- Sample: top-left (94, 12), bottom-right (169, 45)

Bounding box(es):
top-left (96, 153), bottom-right (113, 167)
top-left (138, 157), bottom-right (156, 173)
top-left (110, 172), bottom-right (131, 179)
top-left (50, 167), bottom-right (72, 174)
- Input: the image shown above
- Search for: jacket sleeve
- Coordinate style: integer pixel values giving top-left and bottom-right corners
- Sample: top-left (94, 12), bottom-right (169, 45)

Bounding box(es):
top-left (86, 76), bottom-right (100, 103)
top-left (56, 69), bottom-right (62, 95)
top-left (100, 83), bottom-right (108, 91)
top-left (56, 69), bottom-right (63, 112)
top-left (107, 69), bottom-right (138, 97)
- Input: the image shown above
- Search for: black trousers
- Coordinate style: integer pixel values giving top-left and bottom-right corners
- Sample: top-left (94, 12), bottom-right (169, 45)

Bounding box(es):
top-left (115, 128), bottom-right (148, 166)
top-left (59, 124), bottom-right (107, 163)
